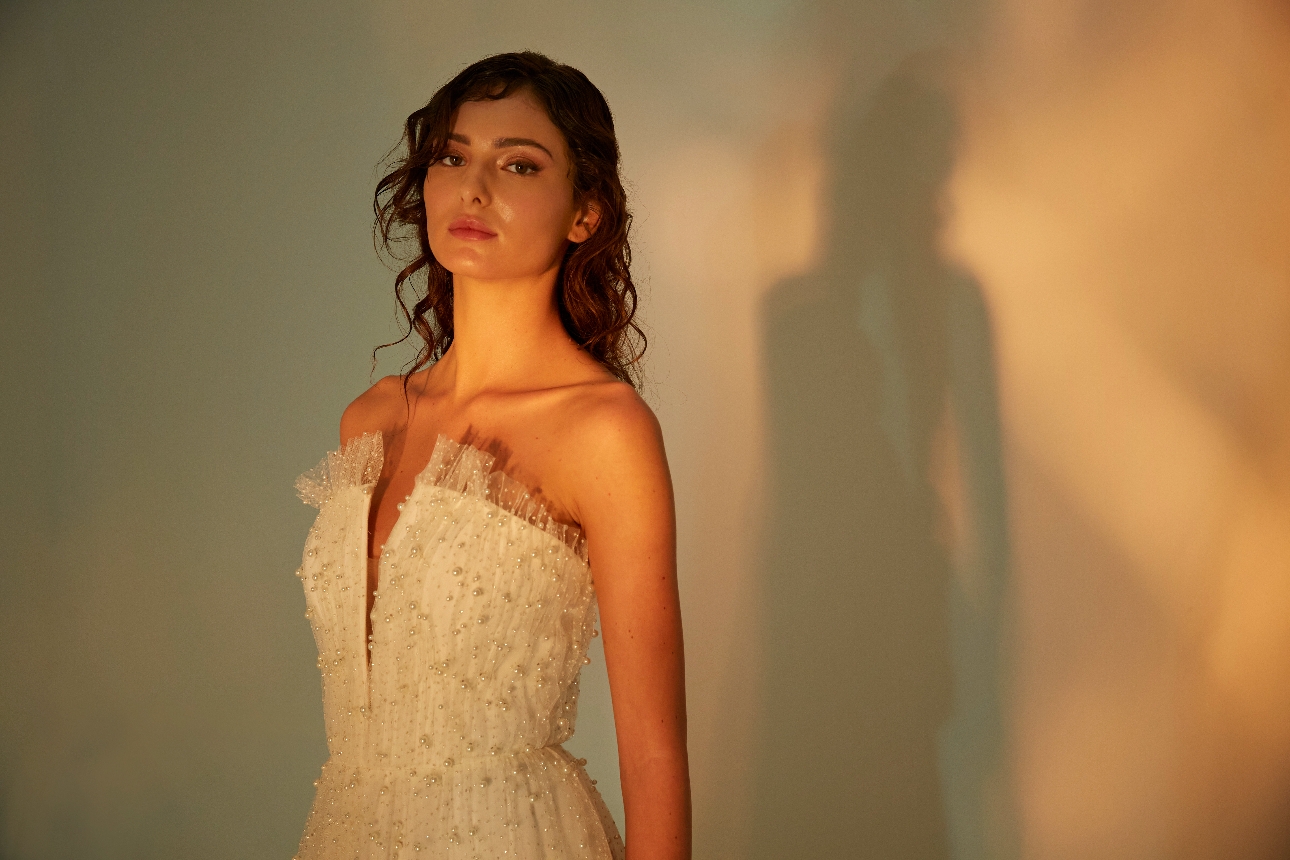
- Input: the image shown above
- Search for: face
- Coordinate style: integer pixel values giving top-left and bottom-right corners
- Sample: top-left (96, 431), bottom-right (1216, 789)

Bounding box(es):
top-left (423, 90), bottom-right (598, 284)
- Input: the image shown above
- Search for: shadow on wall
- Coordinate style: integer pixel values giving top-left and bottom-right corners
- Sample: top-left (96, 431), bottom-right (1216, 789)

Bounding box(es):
top-left (751, 55), bottom-right (1011, 860)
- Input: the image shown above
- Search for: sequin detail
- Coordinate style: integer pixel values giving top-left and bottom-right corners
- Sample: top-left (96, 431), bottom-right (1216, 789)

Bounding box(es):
top-left (292, 432), bottom-right (622, 860)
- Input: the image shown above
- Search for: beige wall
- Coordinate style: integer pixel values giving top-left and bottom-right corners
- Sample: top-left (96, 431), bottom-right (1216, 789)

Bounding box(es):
top-left (2, 1), bottom-right (1285, 858)
top-left (948, 1), bottom-right (1290, 857)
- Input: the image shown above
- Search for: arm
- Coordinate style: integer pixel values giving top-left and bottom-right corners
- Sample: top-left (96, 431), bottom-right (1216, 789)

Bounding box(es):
top-left (570, 396), bottom-right (691, 860)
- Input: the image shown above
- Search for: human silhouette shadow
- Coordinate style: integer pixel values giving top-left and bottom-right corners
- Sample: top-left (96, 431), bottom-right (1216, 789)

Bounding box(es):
top-left (750, 57), bottom-right (1009, 860)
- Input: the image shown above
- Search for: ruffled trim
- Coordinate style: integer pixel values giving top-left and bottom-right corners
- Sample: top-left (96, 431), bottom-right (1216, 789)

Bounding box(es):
top-left (296, 431), bottom-right (588, 564)
top-left (418, 434), bottom-right (589, 565)
top-left (294, 432), bottom-right (384, 508)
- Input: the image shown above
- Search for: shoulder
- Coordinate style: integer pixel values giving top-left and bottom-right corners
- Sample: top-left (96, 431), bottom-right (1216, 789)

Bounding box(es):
top-left (565, 379), bottom-right (663, 460)
top-left (339, 374), bottom-right (409, 445)
top-left (558, 380), bottom-right (671, 519)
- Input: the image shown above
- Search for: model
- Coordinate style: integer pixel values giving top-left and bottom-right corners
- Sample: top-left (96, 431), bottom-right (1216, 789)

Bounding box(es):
top-left (290, 52), bottom-right (690, 860)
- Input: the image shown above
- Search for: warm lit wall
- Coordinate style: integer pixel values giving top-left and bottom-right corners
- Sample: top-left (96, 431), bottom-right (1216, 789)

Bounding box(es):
top-left (2, 1), bottom-right (1285, 859)
top-left (948, 1), bottom-right (1290, 857)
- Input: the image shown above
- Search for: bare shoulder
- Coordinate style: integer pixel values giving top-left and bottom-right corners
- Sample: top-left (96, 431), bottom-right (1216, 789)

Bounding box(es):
top-left (339, 374), bottom-right (409, 445)
top-left (559, 380), bottom-right (671, 520)
top-left (564, 380), bottom-right (664, 463)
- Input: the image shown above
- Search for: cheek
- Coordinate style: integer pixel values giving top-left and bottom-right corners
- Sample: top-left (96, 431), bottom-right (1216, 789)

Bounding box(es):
top-left (500, 183), bottom-right (575, 243)
top-left (422, 178), bottom-right (452, 226)
top-left (422, 180), bottom-right (464, 266)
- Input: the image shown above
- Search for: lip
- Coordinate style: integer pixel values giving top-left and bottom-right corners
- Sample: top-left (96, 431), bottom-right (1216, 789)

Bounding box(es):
top-left (447, 216), bottom-right (498, 241)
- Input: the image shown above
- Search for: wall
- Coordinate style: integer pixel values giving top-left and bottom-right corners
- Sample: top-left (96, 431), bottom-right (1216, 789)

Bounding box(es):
top-left (2, 1), bottom-right (1285, 858)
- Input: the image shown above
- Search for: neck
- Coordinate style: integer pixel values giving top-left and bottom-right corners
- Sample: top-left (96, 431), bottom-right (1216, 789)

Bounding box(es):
top-left (437, 267), bottom-right (570, 398)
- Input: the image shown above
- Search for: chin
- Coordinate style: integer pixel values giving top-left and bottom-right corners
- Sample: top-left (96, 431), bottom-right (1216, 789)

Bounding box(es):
top-left (431, 248), bottom-right (487, 277)
top-left (441, 258), bottom-right (505, 281)
top-left (440, 255), bottom-right (556, 285)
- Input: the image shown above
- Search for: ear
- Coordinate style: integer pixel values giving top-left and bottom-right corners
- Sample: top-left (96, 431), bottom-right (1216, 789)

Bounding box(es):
top-left (567, 200), bottom-right (601, 244)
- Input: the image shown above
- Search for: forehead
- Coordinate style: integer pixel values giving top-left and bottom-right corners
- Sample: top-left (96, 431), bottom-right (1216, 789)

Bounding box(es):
top-left (450, 91), bottom-right (567, 156)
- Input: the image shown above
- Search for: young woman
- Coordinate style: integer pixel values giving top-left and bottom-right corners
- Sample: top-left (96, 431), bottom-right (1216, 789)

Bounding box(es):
top-left (291, 52), bottom-right (690, 860)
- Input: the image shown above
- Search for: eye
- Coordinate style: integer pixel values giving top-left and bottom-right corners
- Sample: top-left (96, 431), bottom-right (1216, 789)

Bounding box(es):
top-left (437, 153), bottom-right (465, 167)
top-left (505, 160), bottom-right (539, 176)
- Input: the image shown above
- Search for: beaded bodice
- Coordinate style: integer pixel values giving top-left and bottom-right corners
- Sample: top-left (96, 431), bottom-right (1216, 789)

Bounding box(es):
top-left (292, 432), bottom-right (622, 859)
top-left (294, 431), bottom-right (599, 772)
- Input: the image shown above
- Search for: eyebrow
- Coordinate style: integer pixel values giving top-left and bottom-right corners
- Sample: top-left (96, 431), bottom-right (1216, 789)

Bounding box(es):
top-left (447, 133), bottom-right (554, 159)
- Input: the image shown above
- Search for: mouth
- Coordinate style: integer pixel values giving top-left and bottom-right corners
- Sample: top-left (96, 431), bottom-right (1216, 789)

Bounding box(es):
top-left (447, 216), bottom-right (498, 241)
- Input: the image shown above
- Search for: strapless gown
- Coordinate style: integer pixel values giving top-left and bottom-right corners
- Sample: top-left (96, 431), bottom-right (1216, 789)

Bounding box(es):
top-left (291, 431), bottom-right (625, 859)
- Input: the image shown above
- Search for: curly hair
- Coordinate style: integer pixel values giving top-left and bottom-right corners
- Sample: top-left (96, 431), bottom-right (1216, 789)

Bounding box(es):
top-left (373, 51), bottom-right (645, 389)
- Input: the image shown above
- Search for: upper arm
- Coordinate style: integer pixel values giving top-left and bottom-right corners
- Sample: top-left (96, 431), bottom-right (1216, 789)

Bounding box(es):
top-left (569, 391), bottom-right (686, 767)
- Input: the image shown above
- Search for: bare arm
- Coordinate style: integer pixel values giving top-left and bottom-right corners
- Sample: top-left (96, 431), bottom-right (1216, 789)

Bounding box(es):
top-left (571, 398), bottom-right (691, 860)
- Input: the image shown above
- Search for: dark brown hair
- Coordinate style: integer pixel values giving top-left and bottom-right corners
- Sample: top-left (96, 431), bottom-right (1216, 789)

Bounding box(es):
top-left (373, 51), bottom-right (644, 388)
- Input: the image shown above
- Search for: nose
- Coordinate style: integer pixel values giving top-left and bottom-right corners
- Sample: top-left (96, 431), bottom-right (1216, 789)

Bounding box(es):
top-left (459, 159), bottom-right (490, 208)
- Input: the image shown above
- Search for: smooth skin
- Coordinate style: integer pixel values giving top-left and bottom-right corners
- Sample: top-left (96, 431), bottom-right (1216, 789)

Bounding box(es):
top-left (339, 90), bottom-right (691, 860)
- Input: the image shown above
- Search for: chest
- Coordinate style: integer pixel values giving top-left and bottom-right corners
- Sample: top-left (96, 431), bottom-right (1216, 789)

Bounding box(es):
top-left (367, 427), bottom-right (580, 558)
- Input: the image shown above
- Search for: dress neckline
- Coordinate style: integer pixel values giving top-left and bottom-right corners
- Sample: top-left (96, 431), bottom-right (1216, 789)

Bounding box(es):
top-left (354, 431), bottom-right (588, 566)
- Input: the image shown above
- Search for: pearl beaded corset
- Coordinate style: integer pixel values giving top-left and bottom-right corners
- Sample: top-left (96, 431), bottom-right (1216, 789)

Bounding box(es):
top-left (293, 431), bottom-right (599, 770)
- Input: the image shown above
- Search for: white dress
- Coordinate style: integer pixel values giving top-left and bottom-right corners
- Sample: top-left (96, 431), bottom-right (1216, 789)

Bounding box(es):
top-left (291, 431), bottom-right (625, 859)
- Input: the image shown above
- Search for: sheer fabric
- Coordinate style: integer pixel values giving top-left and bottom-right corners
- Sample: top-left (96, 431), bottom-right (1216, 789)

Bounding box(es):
top-left (292, 432), bottom-right (623, 859)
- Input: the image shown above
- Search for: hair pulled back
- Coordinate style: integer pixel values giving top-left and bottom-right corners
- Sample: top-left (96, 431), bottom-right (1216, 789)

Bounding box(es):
top-left (373, 51), bottom-right (644, 388)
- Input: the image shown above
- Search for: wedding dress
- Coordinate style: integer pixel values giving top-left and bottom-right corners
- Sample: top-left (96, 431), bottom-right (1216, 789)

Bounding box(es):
top-left (291, 431), bottom-right (624, 859)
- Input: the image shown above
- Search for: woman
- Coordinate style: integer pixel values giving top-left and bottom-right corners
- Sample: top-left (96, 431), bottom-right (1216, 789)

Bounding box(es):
top-left (291, 52), bottom-right (690, 860)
